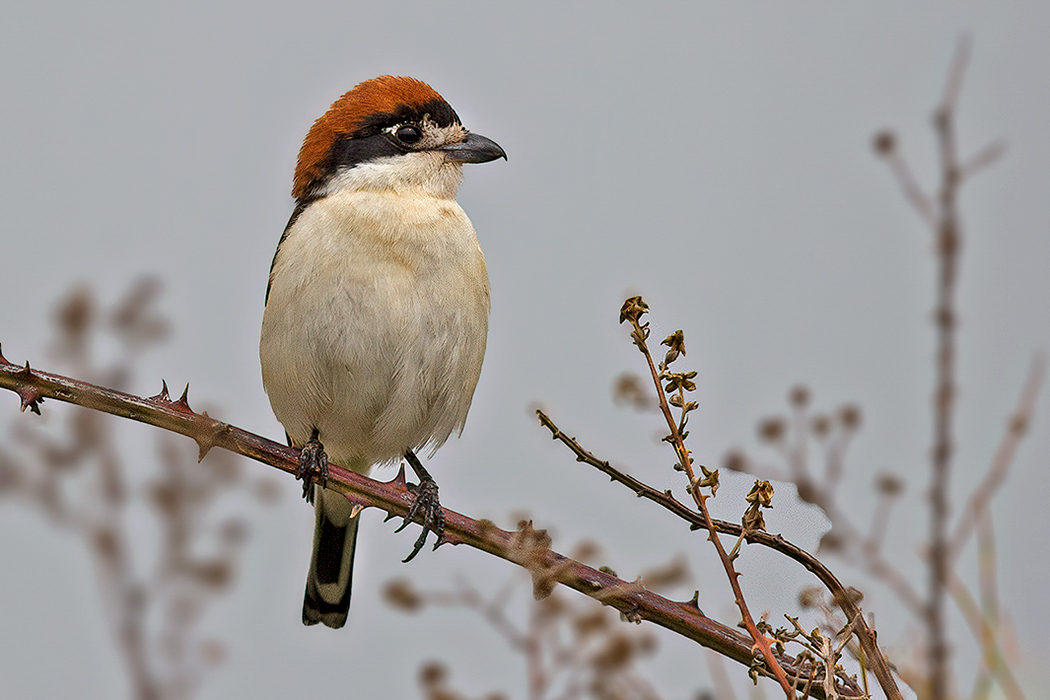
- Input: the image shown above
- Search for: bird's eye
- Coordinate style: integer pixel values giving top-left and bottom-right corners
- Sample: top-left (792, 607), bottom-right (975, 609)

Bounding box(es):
top-left (394, 125), bottom-right (422, 145)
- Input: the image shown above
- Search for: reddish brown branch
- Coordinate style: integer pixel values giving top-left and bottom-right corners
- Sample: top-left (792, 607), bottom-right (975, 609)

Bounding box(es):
top-left (620, 313), bottom-right (796, 698)
top-left (0, 349), bottom-right (863, 699)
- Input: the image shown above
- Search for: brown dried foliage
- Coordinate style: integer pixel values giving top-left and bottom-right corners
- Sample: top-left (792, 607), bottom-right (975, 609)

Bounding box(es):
top-left (0, 279), bottom-right (276, 700)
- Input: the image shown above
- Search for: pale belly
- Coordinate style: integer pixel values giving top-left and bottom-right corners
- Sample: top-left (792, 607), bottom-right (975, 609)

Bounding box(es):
top-left (260, 192), bottom-right (489, 472)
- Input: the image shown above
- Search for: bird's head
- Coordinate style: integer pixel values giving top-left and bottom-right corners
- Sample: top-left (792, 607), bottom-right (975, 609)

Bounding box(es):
top-left (292, 76), bottom-right (506, 202)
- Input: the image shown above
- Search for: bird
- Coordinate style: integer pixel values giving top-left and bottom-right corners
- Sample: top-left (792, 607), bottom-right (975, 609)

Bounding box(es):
top-left (259, 76), bottom-right (505, 629)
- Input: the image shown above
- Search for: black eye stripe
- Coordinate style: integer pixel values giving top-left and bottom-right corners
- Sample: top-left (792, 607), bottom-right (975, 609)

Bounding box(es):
top-left (326, 133), bottom-right (404, 172)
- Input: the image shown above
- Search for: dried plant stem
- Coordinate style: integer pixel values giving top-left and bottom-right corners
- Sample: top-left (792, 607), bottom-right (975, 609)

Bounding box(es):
top-left (947, 572), bottom-right (1026, 700)
top-left (628, 330), bottom-right (796, 698)
top-left (949, 356), bottom-right (1045, 561)
top-left (926, 38), bottom-right (986, 700)
top-left (526, 599), bottom-right (546, 700)
top-left (537, 410), bottom-right (902, 700)
top-left (927, 79), bottom-right (961, 700)
top-left (0, 352), bottom-right (863, 700)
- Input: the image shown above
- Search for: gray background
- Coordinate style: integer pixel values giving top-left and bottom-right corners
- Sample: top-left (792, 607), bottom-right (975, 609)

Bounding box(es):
top-left (2, 2), bottom-right (1049, 698)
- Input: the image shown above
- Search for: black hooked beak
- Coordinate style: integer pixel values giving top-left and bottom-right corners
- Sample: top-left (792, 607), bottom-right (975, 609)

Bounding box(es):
top-left (439, 132), bottom-right (507, 163)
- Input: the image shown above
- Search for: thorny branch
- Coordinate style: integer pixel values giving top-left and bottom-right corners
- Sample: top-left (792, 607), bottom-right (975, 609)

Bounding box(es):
top-left (0, 349), bottom-right (864, 700)
top-left (535, 409), bottom-right (901, 700)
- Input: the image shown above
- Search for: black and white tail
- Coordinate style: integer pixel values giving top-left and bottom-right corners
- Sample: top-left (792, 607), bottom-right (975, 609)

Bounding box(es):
top-left (302, 486), bottom-right (359, 628)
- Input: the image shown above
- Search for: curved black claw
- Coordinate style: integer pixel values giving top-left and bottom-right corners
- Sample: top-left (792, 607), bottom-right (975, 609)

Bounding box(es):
top-left (396, 451), bottom-right (445, 562)
top-left (297, 430), bottom-right (328, 503)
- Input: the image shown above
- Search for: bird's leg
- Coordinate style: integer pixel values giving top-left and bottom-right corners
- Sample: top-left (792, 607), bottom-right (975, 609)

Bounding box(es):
top-left (395, 449), bottom-right (445, 562)
top-left (297, 428), bottom-right (328, 503)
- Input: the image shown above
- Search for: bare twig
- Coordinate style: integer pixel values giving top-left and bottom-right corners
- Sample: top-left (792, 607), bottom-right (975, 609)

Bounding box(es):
top-left (0, 351), bottom-right (863, 700)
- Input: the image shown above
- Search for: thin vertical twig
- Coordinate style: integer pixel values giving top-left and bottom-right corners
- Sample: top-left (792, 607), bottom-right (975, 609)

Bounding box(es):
top-left (619, 302), bottom-right (796, 699)
top-left (926, 37), bottom-right (970, 700)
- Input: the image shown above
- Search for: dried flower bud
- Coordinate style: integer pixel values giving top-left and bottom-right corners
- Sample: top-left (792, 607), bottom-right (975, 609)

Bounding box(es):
top-left (817, 529), bottom-right (845, 554)
top-left (875, 472), bottom-right (904, 496)
top-left (873, 130), bottom-right (896, 156)
top-left (641, 555), bottom-right (691, 591)
top-left (811, 414), bottom-right (831, 438)
top-left (789, 385), bottom-right (810, 408)
top-left (795, 477), bottom-right (819, 505)
top-left (798, 586), bottom-right (824, 609)
top-left (746, 479), bottom-right (775, 509)
top-left (0, 457), bottom-right (24, 492)
top-left (53, 286), bottom-right (94, 341)
top-left (839, 404), bottom-right (862, 429)
top-left (570, 540), bottom-right (601, 562)
top-left (722, 450), bottom-right (746, 472)
top-left (742, 481), bottom-right (773, 532)
top-left (612, 372), bottom-right (655, 412)
top-left (573, 607), bottom-right (610, 637)
top-left (619, 296), bottom-right (649, 325)
top-left (758, 417), bottom-right (786, 442)
top-left (418, 661), bottom-right (448, 688)
top-left (661, 330), bottom-right (686, 365)
top-left (383, 578), bottom-right (423, 612)
top-left (93, 527), bottom-right (120, 560)
top-left (191, 560), bottom-right (232, 589)
top-left (663, 371), bottom-right (697, 394)
top-left (742, 508), bottom-right (766, 533)
top-left (593, 633), bottom-right (634, 671)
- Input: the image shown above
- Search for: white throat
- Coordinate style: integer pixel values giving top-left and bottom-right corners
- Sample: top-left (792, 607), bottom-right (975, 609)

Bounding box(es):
top-left (321, 151), bottom-right (464, 200)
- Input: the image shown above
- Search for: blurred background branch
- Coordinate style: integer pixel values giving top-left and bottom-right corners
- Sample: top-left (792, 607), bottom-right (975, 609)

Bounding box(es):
top-left (0, 279), bottom-right (278, 700)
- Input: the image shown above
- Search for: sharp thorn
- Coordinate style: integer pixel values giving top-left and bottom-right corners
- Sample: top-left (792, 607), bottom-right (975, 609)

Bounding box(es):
top-left (18, 360), bottom-right (32, 376)
top-left (17, 387), bottom-right (43, 415)
top-left (151, 379), bottom-right (171, 401)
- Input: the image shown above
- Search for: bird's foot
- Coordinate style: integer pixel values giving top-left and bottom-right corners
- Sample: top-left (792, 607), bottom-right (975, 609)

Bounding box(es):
top-left (395, 451), bottom-right (445, 562)
top-left (297, 430), bottom-right (328, 503)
